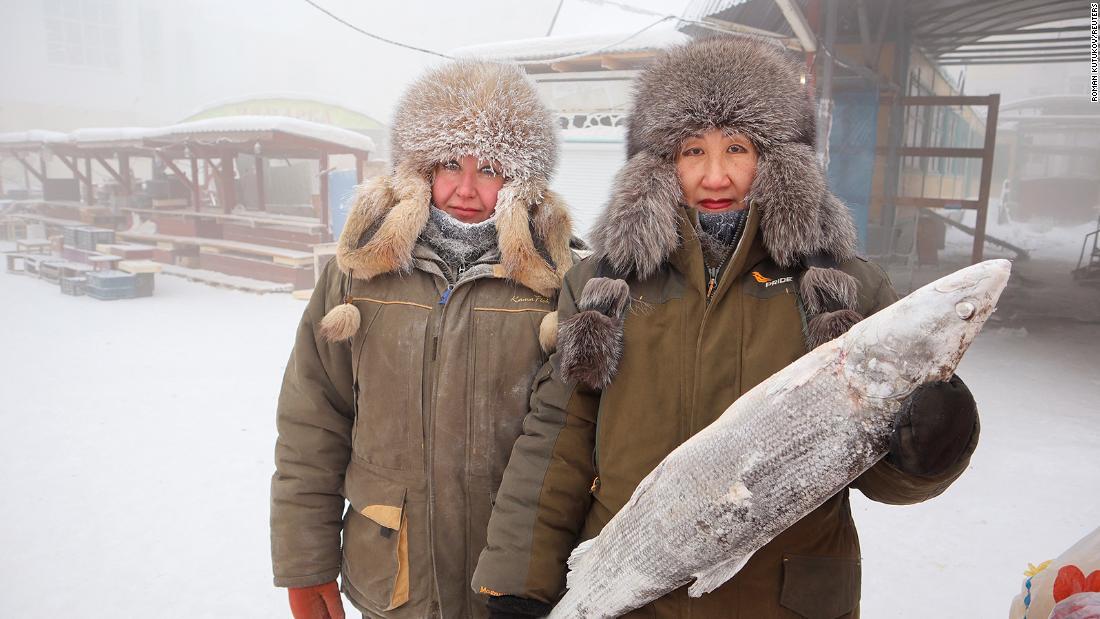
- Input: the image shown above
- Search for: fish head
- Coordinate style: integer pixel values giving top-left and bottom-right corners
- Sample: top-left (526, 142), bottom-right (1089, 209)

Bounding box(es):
top-left (841, 259), bottom-right (1011, 401)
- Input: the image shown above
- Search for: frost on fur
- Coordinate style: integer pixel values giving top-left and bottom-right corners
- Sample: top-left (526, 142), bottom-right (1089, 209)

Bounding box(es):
top-left (559, 311), bottom-right (624, 390)
top-left (799, 266), bottom-right (859, 315)
top-left (806, 309), bottom-right (862, 349)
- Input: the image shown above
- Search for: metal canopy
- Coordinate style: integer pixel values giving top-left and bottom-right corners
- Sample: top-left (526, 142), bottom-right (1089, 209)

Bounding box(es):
top-left (683, 0), bottom-right (1092, 66)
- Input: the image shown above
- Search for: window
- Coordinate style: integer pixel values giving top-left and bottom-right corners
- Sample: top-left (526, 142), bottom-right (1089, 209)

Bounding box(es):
top-left (44, 0), bottom-right (120, 69)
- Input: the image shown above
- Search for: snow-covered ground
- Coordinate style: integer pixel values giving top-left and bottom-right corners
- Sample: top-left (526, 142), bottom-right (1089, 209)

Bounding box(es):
top-left (1, 233), bottom-right (1098, 617)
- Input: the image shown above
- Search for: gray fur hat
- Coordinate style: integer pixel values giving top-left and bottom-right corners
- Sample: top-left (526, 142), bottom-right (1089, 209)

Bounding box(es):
top-left (589, 35), bottom-right (858, 276)
top-left (563, 37), bottom-right (866, 388)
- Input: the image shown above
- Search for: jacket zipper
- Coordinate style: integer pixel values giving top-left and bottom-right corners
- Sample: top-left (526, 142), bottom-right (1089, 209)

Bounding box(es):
top-left (706, 251), bottom-right (733, 304)
top-left (423, 263), bottom-right (486, 617)
top-left (692, 236), bottom-right (747, 443)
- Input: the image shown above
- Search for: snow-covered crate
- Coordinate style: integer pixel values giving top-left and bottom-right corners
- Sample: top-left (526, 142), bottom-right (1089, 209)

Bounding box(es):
top-left (87, 270), bottom-right (136, 290)
top-left (60, 276), bottom-right (86, 296)
top-left (86, 282), bottom-right (135, 300)
top-left (38, 260), bottom-right (64, 284)
top-left (62, 226), bottom-right (82, 247)
top-left (74, 227), bottom-right (114, 251)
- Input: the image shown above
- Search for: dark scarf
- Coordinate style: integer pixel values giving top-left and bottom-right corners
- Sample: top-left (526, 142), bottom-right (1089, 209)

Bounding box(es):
top-left (696, 208), bottom-right (749, 270)
top-left (419, 206), bottom-right (499, 281)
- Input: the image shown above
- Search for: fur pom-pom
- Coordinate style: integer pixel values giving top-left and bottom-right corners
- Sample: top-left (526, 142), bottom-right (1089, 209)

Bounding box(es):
top-left (799, 266), bottom-right (859, 315)
top-left (559, 310), bottom-right (625, 390)
top-left (576, 277), bottom-right (631, 318)
top-left (538, 311), bottom-right (559, 354)
top-left (806, 309), bottom-right (863, 350)
top-left (319, 302), bottom-right (361, 342)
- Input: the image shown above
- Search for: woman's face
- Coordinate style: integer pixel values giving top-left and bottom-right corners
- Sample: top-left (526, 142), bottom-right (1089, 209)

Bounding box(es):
top-left (675, 129), bottom-right (758, 213)
top-left (431, 156), bottom-right (505, 223)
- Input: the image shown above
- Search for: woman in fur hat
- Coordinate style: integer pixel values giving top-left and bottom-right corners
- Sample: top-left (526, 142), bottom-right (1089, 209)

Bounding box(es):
top-left (270, 60), bottom-right (577, 619)
top-left (473, 36), bottom-right (979, 618)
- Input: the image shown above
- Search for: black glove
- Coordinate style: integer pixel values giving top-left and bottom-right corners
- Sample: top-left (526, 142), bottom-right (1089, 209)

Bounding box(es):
top-left (886, 374), bottom-right (978, 477)
top-left (486, 595), bottom-right (553, 619)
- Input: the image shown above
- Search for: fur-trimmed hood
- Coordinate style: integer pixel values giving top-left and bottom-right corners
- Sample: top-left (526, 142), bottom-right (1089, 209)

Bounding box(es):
top-left (589, 36), bottom-right (858, 277)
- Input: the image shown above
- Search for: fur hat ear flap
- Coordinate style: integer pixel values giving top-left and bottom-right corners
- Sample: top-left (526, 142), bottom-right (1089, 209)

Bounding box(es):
top-left (805, 308), bottom-right (863, 350)
top-left (750, 142), bottom-right (829, 268)
top-left (496, 184), bottom-right (560, 297)
top-left (531, 190), bottom-right (576, 280)
top-left (559, 278), bottom-right (631, 390)
top-left (337, 163), bottom-right (430, 279)
top-left (589, 151), bottom-right (683, 279)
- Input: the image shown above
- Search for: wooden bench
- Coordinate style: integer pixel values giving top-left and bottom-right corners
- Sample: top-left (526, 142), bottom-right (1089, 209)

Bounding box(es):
top-left (16, 239), bottom-right (52, 254)
top-left (87, 254), bottom-right (123, 271)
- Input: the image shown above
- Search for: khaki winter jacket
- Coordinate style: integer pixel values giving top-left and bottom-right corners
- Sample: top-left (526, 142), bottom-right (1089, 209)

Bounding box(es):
top-left (271, 172), bottom-right (575, 618)
top-left (472, 205), bottom-right (979, 618)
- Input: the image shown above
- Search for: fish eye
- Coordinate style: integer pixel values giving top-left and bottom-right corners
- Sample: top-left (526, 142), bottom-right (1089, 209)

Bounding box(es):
top-left (955, 301), bottom-right (976, 320)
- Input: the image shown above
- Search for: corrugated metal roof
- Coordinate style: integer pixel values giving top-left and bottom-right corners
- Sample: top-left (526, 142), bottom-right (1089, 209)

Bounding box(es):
top-left (682, 0), bottom-right (1092, 65)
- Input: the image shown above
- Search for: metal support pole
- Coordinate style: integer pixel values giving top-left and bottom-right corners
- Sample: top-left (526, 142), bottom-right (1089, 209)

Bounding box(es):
top-left (972, 94), bottom-right (999, 264)
top-left (882, 12), bottom-right (911, 257)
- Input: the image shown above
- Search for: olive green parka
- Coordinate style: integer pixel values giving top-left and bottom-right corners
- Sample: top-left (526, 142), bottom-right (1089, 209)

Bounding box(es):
top-left (270, 60), bottom-right (575, 619)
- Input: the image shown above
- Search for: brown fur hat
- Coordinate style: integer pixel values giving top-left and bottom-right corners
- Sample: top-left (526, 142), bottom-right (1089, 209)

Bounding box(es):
top-left (390, 60), bottom-right (557, 186)
top-left (322, 61), bottom-right (573, 340)
top-left (334, 61), bottom-right (571, 292)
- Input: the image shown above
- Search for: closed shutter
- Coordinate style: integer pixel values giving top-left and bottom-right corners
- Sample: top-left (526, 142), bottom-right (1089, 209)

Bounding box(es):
top-left (550, 139), bottom-right (626, 241)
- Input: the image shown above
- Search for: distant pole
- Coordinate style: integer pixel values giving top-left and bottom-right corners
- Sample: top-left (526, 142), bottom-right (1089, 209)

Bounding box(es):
top-left (546, 0), bottom-right (564, 36)
top-left (85, 157), bottom-right (95, 205)
top-left (190, 155), bottom-right (200, 212)
top-left (319, 152), bottom-right (330, 241)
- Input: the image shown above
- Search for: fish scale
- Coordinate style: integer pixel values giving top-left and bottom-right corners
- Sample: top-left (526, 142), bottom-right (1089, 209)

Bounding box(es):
top-left (549, 260), bottom-right (1011, 618)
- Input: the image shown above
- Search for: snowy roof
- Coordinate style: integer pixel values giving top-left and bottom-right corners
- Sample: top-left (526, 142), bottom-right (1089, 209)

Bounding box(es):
top-left (451, 28), bottom-right (690, 63)
top-left (0, 130), bottom-right (71, 147)
top-left (148, 116), bottom-right (375, 153)
top-left (0, 117), bottom-right (375, 155)
top-left (184, 92), bottom-right (385, 128)
top-left (70, 127), bottom-right (153, 146)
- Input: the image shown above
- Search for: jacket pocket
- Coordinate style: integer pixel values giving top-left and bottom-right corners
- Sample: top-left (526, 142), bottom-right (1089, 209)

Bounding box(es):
top-left (343, 475), bottom-right (410, 612)
top-left (779, 554), bottom-right (860, 619)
